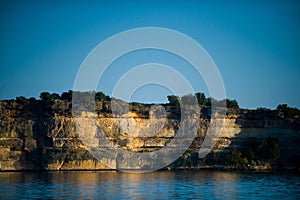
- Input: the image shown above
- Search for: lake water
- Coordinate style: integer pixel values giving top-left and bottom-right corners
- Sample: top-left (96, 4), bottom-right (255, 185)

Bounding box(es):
top-left (0, 170), bottom-right (299, 199)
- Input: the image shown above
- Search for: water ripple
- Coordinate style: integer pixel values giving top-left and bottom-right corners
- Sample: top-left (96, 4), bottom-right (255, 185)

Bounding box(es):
top-left (0, 171), bottom-right (299, 199)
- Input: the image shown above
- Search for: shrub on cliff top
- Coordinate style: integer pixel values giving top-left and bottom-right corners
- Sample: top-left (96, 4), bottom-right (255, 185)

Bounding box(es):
top-left (167, 95), bottom-right (181, 106)
top-left (95, 91), bottom-right (111, 101)
top-left (61, 90), bottom-right (73, 101)
top-left (277, 104), bottom-right (300, 118)
top-left (40, 92), bottom-right (53, 101)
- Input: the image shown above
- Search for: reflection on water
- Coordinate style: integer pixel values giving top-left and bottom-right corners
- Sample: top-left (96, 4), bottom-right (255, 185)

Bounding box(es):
top-left (0, 170), bottom-right (299, 199)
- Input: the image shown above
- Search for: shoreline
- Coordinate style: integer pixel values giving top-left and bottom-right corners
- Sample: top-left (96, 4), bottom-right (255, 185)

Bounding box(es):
top-left (1, 166), bottom-right (299, 173)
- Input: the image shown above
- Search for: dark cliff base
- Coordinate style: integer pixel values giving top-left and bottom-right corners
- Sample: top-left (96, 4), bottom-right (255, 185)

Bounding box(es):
top-left (0, 98), bottom-right (299, 171)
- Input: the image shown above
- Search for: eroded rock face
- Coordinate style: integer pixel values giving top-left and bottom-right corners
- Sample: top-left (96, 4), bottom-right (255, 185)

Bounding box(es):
top-left (0, 99), bottom-right (299, 171)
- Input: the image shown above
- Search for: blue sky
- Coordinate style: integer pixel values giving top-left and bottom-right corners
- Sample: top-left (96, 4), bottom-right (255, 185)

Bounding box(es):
top-left (0, 0), bottom-right (299, 109)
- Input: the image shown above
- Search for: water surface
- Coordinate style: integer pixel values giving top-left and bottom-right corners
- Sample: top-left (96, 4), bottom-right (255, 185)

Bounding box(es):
top-left (0, 171), bottom-right (299, 199)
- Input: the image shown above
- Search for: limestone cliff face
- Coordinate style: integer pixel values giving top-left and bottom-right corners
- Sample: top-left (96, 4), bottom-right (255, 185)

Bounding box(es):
top-left (0, 99), bottom-right (299, 171)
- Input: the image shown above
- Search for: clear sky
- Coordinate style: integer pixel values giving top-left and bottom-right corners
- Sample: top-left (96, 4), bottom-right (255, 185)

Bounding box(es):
top-left (0, 0), bottom-right (299, 109)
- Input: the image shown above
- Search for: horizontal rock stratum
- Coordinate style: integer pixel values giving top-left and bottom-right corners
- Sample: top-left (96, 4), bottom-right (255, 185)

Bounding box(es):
top-left (0, 99), bottom-right (299, 171)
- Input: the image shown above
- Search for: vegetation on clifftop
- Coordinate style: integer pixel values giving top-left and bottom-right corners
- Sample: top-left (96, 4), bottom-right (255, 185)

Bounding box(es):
top-left (12, 90), bottom-right (300, 115)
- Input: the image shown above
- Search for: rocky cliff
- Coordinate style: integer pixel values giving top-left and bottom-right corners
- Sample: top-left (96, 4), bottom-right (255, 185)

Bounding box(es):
top-left (0, 99), bottom-right (299, 171)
